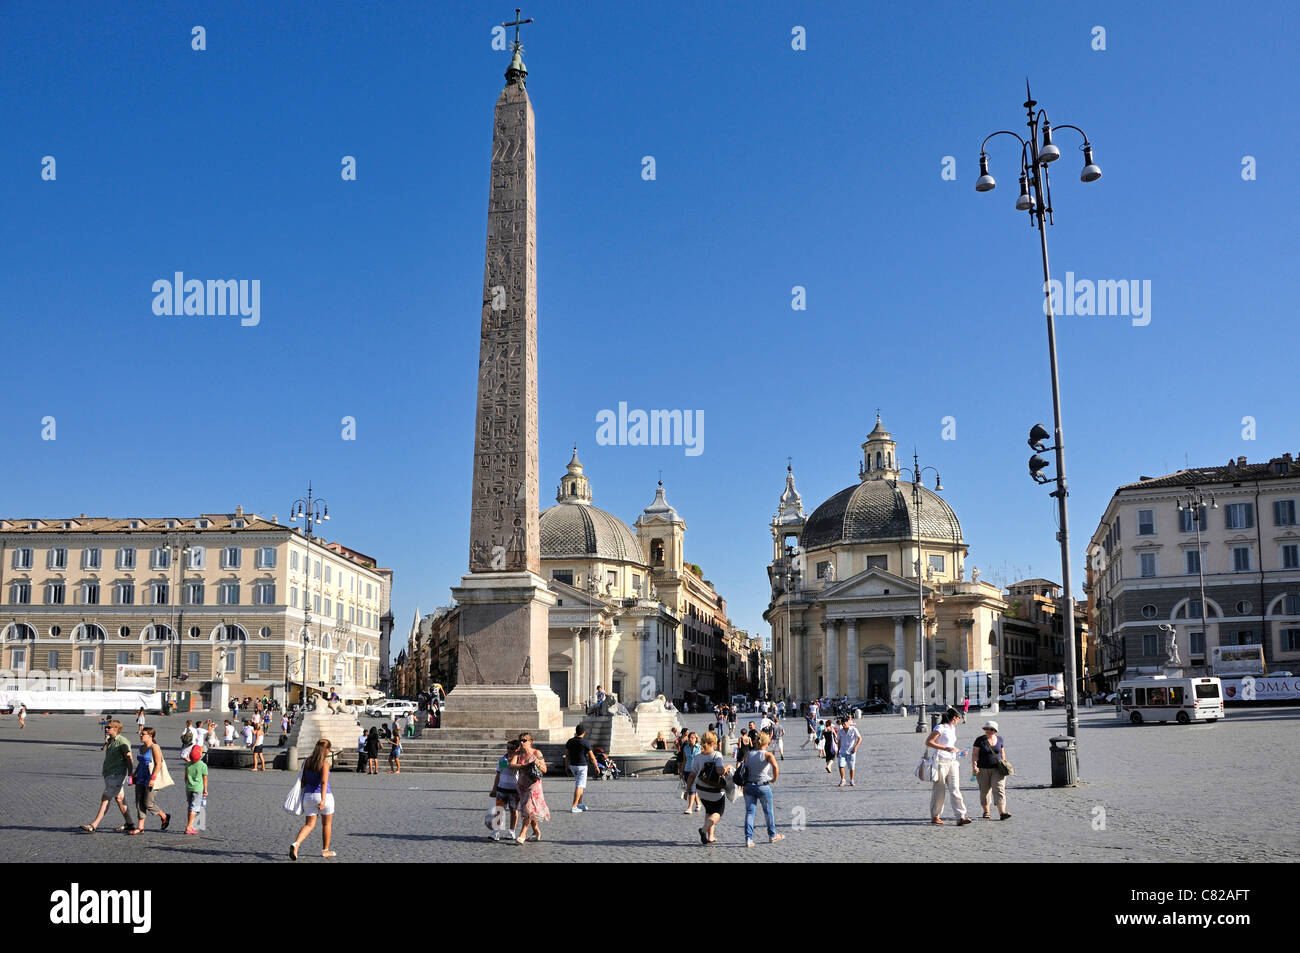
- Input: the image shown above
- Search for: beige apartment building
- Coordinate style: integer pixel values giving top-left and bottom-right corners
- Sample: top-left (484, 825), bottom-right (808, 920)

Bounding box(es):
top-left (1086, 452), bottom-right (1300, 677)
top-left (0, 507), bottom-right (391, 706)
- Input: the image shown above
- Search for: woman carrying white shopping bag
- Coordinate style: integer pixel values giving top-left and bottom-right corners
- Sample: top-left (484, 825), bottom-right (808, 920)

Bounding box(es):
top-left (924, 707), bottom-right (970, 825)
top-left (288, 739), bottom-right (336, 859)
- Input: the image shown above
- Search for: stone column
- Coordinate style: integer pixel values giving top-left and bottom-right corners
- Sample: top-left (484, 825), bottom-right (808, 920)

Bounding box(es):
top-left (824, 620), bottom-right (839, 698)
top-left (570, 627), bottom-right (582, 708)
top-left (845, 618), bottom-right (859, 699)
top-left (798, 625), bottom-right (810, 702)
top-left (604, 628), bottom-right (617, 698)
top-left (893, 615), bottom-right (907, 680)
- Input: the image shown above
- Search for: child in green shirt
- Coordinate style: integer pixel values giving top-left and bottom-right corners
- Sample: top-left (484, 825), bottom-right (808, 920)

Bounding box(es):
top-left (183, 745), bottom-right (208, 835)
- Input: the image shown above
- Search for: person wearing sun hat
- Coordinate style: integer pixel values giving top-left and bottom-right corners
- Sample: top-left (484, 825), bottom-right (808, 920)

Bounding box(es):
top-left (971, 719), bottom-right (1011, 820)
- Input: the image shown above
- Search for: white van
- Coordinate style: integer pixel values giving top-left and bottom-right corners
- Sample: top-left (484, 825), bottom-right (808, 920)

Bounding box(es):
top-left (1118, 675), bottom-right (1223, 725)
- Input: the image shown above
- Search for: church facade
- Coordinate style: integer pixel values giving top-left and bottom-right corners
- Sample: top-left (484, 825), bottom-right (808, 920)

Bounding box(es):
top-left (765, 417), bottom-right (1006, 707)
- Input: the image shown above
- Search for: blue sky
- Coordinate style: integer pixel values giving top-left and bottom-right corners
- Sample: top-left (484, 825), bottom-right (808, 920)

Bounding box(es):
top-left (3, 1), bottom-right (1297, 657)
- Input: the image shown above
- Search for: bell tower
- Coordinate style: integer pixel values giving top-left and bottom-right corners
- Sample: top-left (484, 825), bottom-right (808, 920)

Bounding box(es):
top-left (860, 413), bottom-right (899, 482)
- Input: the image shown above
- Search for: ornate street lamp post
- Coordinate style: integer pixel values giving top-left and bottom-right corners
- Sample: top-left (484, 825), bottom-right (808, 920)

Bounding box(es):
top-left (1177, 487), bottom-right (1217, 668)
top-left (898, 451), bottom-right (942, 732)
top-left (975, 83), bottom-right (1102, 741)
top-left (290, 484), bottom-right (329, 706)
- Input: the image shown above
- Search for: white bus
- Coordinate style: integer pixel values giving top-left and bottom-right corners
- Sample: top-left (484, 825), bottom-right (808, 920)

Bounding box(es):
top-left (1118, 675), bottom-right (1223, 725)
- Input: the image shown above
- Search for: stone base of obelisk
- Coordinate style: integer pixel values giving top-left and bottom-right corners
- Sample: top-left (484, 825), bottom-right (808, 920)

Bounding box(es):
top-left (444, 572), bottom-right (567, 742)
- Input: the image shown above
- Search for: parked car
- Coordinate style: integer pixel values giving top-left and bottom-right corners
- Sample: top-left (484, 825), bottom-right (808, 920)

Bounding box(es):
top-left (850, 698), bottom-right (891, 714)
top-left (366, 699), bottom-right (418, 718)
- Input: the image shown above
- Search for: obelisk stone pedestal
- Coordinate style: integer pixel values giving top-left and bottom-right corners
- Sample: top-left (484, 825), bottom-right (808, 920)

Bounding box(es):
top-left (445, 572), bottom-right (564, 740)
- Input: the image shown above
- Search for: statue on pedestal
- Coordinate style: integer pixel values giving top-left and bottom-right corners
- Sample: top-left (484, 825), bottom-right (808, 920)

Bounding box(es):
top-left (1164, 629), bottom-right (1181, 668)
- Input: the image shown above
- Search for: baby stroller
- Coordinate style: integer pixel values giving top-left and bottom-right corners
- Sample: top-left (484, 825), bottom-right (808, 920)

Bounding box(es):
top-left (592, 746), bottom-right (621, 780)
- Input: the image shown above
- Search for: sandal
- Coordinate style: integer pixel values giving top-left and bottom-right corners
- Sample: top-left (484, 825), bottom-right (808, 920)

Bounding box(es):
top-left (79, 824), bottom-right (97, 833)
top-left (289, 843), bottom-right (299, 861)
top-left (321, 850), bottom-right (336, 858)
top-left (160, 813), bottom-right (171, 831)
top-left (126, 828), bottom-right (143, 835)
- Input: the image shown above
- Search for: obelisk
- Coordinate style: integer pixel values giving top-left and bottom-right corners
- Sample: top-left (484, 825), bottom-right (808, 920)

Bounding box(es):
top-left (446, 12), bottom-right (563, 739)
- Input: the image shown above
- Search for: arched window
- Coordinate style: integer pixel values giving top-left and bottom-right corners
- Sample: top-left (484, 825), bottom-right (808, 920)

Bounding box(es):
top-left (4, 623), bottom-right (36, 641)
top-left (216, 624), bottom-right (247, 642)
top-left (74, 623), bottom-right (107, 641)
top-left (145, 624), bottom-right (177, 641)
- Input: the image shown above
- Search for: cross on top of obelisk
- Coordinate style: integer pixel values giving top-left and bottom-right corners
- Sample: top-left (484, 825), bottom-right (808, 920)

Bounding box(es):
top-left (503, 8), bottom-right (534, 86)
top-left (503, 8), bottom-right (533, 53)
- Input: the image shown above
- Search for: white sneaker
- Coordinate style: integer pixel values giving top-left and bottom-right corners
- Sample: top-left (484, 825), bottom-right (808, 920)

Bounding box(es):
top-left (571, 807), bottom-right (583, 813)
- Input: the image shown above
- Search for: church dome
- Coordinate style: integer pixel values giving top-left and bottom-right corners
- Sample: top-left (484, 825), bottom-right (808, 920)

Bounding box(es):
top-left (801, 479), bottom-right (962, 551)
top-left (540, 503), bottom-right (644, 561)
top-left (539, 449), bottom-right (645, 562)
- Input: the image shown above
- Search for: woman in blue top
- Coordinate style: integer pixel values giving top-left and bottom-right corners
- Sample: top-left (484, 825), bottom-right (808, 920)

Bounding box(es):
top-left (290, 739), bottom-right (335, 859)
top-left (680, 732), bottom-right (702, 815)
top-left (129, 726), bottom-right (170, 834)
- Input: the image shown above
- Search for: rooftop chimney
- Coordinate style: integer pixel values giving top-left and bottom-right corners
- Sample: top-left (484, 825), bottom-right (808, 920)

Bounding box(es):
top-left (1237, 456), bottom-right (1247, 467)
top-left (235, 504), bottom-right (244, 518)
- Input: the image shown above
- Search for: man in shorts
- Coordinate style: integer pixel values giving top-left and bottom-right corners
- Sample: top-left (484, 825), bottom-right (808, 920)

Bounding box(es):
top-left (80, 719), bottom-right (135, 832)
top-left (836, 716), bottom-right (862, 787)
top-left (565, 724), bottom-right (598, 813)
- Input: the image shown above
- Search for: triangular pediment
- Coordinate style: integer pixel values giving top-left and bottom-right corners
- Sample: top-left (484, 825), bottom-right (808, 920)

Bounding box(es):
top-left (547, 578), bottom-right (608, 608)
top-left (821, 566), bottom-right (932, 601)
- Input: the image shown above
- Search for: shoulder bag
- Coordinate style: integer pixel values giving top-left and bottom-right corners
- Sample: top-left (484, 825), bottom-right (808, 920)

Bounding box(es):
top-left (914, 743), bottom-right (940, 782)
top-left (732, 755), bottom-right (750, 788)
top-left (282, 768), bottom-right (304, 815)
top-left (154, 752), bottom-right (175, 791)
top-left (694, 759), bottom-right (723, 794)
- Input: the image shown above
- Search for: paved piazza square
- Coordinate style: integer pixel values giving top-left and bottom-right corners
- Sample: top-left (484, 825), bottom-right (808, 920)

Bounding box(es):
top-left (2, 705), bottom-right (1295, 864)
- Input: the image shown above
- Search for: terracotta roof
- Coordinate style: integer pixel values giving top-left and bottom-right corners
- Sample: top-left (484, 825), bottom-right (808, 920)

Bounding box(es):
top-left (1116, 455), bottom-right (1299, 492)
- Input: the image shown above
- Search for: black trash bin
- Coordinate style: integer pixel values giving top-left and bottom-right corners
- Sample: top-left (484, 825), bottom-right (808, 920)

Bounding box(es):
top-left (929, 712), bottom-right (942, 730)
top-left (1049, 735), bottom-right (1079, 787)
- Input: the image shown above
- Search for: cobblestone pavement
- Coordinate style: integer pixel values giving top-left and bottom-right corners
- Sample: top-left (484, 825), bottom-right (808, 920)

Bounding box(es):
top-left (1, 705), bottom-right (1296, 863)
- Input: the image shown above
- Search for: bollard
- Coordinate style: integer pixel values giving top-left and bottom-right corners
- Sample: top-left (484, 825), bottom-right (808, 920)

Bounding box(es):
top-left (284, 745), bottom-right (299, 772)
top-left (899, 705), bottom-right (908, 718)
top-left (1037, 700), bottom-right (1046, 711)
